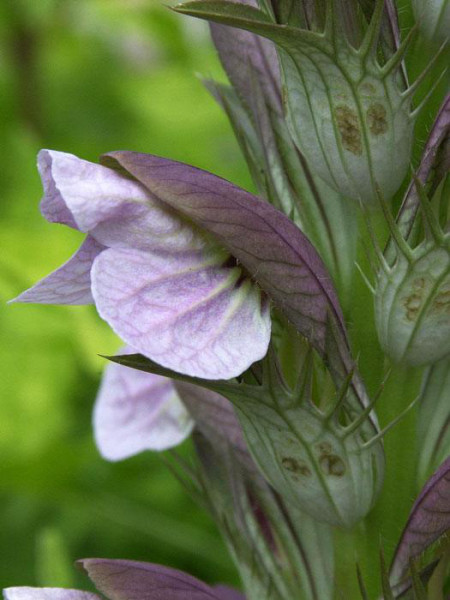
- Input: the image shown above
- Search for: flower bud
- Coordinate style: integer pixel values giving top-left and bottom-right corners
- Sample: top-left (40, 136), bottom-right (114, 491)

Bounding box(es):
top-left (176, 0), bottom-right (416, 203)
top-left (283, 60), bottom-right (413, 203)
top-left (225, 356), bottom-right (384, 529)
top-left (234, 397), bottom-right (383, 529)
top-left (375, 242), bottom-right (450, 366)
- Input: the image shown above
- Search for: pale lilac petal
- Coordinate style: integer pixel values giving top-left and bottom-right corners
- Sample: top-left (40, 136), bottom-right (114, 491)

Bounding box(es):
top-left (38, 150), bottom-right (150, 233)
top-left (38, 151), bottom-right (79, 228)
top-left (11, 236), bottom-right (104, 305)
top-left (79, 558), bottom-right (225, 600)
top-left (94, 347), bottom-right (194, 461)
top-left (38, 150), bottom-right (203, 253)
top-left (90, 205), bottom-right (205, 253)
top-left (91, 247), bottom-right (270, 380)
top-left (102, 151), bottom-right (345, 361)
top-left (3, 589), bottom-right (100, 600)
top-left (102, 152), bottom-right (377, 431)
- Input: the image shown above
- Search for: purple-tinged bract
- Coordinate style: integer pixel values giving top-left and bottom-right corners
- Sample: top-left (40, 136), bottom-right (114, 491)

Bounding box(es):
top-left (390, 456), bottom-right (450, 582)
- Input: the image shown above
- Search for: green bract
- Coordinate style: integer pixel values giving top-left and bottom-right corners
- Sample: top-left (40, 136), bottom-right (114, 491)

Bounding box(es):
top-left (231, 384), bottom-right (384, 529)
top-left (274, 20), bottom-right (414, 204)
top-left (113, 350), bottom-right (385, 530)
top-left (175, 0), bottom-right (416, 203)
top-left (375, 240), bottom-right (450, 366)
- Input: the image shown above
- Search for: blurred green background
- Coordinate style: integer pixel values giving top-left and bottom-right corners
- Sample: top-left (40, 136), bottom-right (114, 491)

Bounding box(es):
top-left (0, 0), bottom-right (253, 589)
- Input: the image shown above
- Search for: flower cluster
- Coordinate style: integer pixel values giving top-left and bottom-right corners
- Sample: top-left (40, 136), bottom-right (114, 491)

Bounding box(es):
top-left (6, 0), bottom-right (450, 598)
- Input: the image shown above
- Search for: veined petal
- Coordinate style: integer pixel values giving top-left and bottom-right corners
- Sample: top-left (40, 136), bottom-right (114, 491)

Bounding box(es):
top-left (91, 247), bottom-right (270, 380)
top-left (38, 150), bottom-right (203, 253)
top-left (390, 456), bottom-right (450, 582)
top-left (101, 152), bottom-right (345, 355)
top-left (210, 0), bottom-right (281, 113)
top-left (94, 347), bottom-right (194, 461)
top-left (3, 589), bottom-right (100, 600)
top-left (79, 559), bottom-right (227, 600)
top-left (11, 236), bottom-right (104, 305)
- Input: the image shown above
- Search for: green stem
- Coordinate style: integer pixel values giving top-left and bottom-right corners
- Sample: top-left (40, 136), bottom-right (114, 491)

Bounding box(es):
top-left (363, 364), bottom-right (423, 596)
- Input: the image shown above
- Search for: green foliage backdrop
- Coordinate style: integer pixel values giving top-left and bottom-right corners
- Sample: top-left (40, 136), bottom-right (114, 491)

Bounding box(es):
top-left (0, 0), bottom-right (250, 589)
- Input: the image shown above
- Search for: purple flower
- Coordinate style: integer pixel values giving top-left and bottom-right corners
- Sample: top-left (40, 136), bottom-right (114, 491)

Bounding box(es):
top-left (3, 558), bottom-right (245, 600)
top-left (92, 344), bottom-right (252, 465)
top-left (94, 346), bottom-right (194, 461)
top-left (12, 150), bottom-right (271, 380)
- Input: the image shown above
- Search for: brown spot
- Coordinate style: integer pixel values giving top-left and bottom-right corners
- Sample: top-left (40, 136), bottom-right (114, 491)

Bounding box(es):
top-left (317, 442), bottom-right (332, 454)
top-left (360, 83), bottom-right (376, 96)
top-left (402, 293), bottom-right (423, 321)
top-left (281, 457), bottom-right (311, 477)
top-left (367, 103), bottom-right (388, 136)
top-left (319, 454), bottom-right (346, 477)
top-left (413, 277), bottom-right (426, 290)
top-left (335, 105), bottom-right (362, 155)
top-left (433, 289), bottom-right (450, 314)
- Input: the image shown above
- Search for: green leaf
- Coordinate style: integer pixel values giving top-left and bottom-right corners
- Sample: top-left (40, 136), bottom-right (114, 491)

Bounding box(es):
top-left (380, 548), bottom-right (396, 600)
top-left (356, 565), bottom-right (370, 600)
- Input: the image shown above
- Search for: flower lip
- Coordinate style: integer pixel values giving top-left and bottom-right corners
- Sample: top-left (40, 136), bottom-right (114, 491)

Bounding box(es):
top-left (94, 346), bottom-right (194, 461)
top-left (90, 246), bottom-right (271, 379)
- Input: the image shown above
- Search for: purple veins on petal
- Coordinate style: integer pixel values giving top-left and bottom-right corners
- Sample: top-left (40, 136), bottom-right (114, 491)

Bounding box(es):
top-left (390, 456), bottom-right (450, 582)
top-left (209, 0), bottom-right (281, 112)
top-left (91, 247), bottom-right (271, 379)
top-left (3, 590), bottom-right (101, 600)
top-left (11, 236), bottom-right (105, 305)
top-left (94, 347), bottom-right (194, 461)
top-left (101, 151), bottom-right (346, 360)
top-left (79, 558), bottom-right (236, 600)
